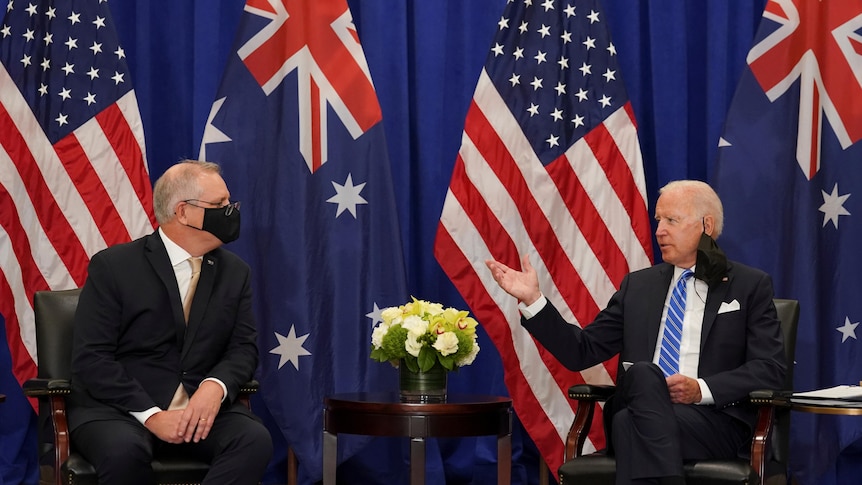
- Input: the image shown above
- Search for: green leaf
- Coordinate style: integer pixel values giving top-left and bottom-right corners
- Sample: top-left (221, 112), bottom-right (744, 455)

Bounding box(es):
top-left (403, 357), bottom-right (420, 373)
top-left (439, 354), bottom-right (455, 371)
top-left (417, 348), bottom-right (437, 372)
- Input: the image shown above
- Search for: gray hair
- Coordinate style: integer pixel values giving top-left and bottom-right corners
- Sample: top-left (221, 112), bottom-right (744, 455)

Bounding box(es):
top-left (659, 180), bottom-right (724, 238)
top-left (152, 160), bottom-right (222, 225)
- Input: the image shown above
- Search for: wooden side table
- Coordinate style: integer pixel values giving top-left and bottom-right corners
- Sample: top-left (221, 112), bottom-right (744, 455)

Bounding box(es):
top-left (323, 392), bottom-right (512, 485)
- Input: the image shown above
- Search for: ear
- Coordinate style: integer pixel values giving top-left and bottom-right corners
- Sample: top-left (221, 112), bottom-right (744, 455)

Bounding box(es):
top-left (175, 201), bottom-right (189, 223)
top-left (703, 215), bottom-right (715, 237)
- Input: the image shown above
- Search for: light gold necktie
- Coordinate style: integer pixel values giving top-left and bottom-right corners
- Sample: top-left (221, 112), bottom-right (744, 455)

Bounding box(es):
top-left (183, 257), bottom-right (202, 323)
top-left (171, 257), bottom-right (201, 410)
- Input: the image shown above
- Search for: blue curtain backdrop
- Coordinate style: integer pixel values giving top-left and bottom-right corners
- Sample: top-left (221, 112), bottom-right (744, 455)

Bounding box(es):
top-left (6, 0), bottom-right (859, 484)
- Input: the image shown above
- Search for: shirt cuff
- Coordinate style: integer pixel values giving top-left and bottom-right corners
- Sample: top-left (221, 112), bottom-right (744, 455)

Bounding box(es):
top-left (518, 295), bottom-right (548, 319)
top-left (696, 378), bottom-right (715, 405)
top-left (203, 377), bottom-right (228, 402)
top-left (130, 407), bottom-right (160, 425)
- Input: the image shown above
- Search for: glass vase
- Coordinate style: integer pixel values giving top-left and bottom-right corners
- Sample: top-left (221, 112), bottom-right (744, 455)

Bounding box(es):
top-left (399, 360), bottom-right (447, 403)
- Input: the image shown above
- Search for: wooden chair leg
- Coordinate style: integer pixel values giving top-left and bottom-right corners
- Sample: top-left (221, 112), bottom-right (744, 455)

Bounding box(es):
top-left (287, 446), bottom-right (297, 485)
top-left (539, 458), bottom-right (549, 485)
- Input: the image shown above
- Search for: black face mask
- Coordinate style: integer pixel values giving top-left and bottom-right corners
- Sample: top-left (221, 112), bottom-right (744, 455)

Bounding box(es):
top-left (694, 230), bottom-right (727, 287)
top-left (199, 206), bottom-right (241, 243)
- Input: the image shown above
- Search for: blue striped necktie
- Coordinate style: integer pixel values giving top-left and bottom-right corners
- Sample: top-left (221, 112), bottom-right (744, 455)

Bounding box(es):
top-left (658, 269), bottom-right (693, 377)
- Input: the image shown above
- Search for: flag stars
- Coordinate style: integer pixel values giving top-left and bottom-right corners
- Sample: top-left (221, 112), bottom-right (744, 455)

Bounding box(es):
top-left (37, 83), bottom-right (47, 96)
top-left (327, 173), bottom-right (367, 218)
top-left (40, 57), bottom-right (49, 70)
top-left (538, 24), bottom-right (551, 38)
top-left (269, 326), bottom-right (311, 371)
top-left (492, 43), bottom-right (504, 56)
top-left (519, 21), bottom-right (529, 34)
top-left (87, 67), bottom-right (99, 79)
top-left (588, 10), bottom-right (600, 23)
top-left (554, 82), bottom-right (566, 95)
top-left (115, 46), bottom-right (125, 59)
top-left (90, 41), bottom-right (103, 55)
top-left (564, 4), bottom-right (576, 17)
top-left (498, 16), bottom-right (509, 30)
top-left (599, 94), bottom-right (612, 107)
top-left (550, 108), bottom-right (564, 121)
top-left (558, 56), bottom-right (569, 69)
top-left (509, 73), bottom-right (521, 86)
top-left (22, 28), bottom-right (34, 41)
top-left (541, 0), bottom-right (555, 11)
top-left (819, 183), bottom-right (850, 229)
top-left (42, 32), bottom-right (51, 45)
top-left (55, 113), bottom-right (68, 126)
top-left (607, 42), bottom-right (617, 56)
top-left (92, 16), bottom-right (106, 29)
top-left (583, 36), bottom-right (596, 50)
top-left (561, 31), bottom-right (572, 43)
top-left (575, 88), bottom-right (589, 101)
top-left (837, 317), bottom-right (859, 343)
top-left (45, 6), bottom-right (55, 19)
top-left (1, 25), bottom-right (10, 37)
top-left (61, 62), bottom-right (74, 75)
top-left (579, 62), bottom-right (591, 76)
top-left (527, 103), bottom-right (539, 116)
top-left (25, 3), bottom-right (36, 16)
top-left (84, 92), bottom-right (96, 105)
top-left (68, 11), bottom-right (80, 24)
top-left (6, 0), bottom-right (12, 12)
top-left (19, 54), bottom-right (31, 66)
top-left (603, 68), bottom-right (616, 82)
top-left (571, 114), bottom-right (585, 128)
top-left (65, 36), bottom-right (77, 49)
top-left (58, 87), bottom-right (71, 100)
top-left (513, 47), bottom-right (524, 60)
top-left (111, 71), bottom-right (125, 84)
top-left (534, 50), bottom-right (547, 64)
top-left (546, 134), bottom-right (560, 147)
top-left (530, 76), bottom-right (543, 90)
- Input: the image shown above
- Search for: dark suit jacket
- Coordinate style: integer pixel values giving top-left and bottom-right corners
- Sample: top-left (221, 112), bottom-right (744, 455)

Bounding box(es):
top-left (522, 260), bottom-right (786, 427)
top-left (69, 232), bottom-right (259, 430)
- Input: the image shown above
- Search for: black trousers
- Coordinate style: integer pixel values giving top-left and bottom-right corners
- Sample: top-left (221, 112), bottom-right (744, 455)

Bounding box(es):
top-left (608, 362), bottom-right (750, 485)
top-left (71, 409), bottom-right (272, 485)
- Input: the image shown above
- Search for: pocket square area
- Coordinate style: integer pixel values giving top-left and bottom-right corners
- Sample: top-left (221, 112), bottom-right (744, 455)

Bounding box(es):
top-left (718, 299), bottom-right (740, 314)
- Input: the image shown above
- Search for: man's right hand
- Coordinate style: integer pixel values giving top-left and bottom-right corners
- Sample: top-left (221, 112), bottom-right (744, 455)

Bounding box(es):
top-left (485, 253), bottom-right (542, 305)
top-left (144, 410), bottom-right (186, 443)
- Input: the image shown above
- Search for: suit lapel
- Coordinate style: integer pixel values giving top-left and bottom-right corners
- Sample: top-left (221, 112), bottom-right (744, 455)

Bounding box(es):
top-left (183, 253), bottom-right (217, 358)
top-left (144, 234), bottom-right (187, 347)
top-left (700, 264), bottom-right (732, 349)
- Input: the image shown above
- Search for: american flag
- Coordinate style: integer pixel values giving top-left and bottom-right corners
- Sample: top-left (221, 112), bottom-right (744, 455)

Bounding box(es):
top-left (714, 1), bottom-right (862, 483)
top-left (434, 0), bottom-right (652, 474)
top-left (0, 0), bottom-right (154, 396)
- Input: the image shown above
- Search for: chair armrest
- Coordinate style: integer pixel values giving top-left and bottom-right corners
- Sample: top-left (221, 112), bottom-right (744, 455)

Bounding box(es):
top-left (568, 383), bottom-right (616, 401)
top-left (237, 380), bottom-right (259, 409)
top-left (22, 378), bottom-right (72, 397)
top-left (565, 384), bottom-right (617, 461)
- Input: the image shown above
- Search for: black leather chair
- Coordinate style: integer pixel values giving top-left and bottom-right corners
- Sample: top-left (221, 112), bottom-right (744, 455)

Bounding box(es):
top-left (23, 288), bottom-right (260, 485)
top-left (558, 298), bottom-right (799, 485)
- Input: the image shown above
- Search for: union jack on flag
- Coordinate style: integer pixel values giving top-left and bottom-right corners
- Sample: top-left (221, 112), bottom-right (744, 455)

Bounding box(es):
top-left (714, 1), bottom-right (862, 484)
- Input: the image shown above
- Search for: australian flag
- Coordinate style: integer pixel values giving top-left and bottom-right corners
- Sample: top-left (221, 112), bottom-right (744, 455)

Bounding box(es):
top-left (199, 0), bottom-right (408, 482)
top-left (713, 1), bottom-right (862, 484)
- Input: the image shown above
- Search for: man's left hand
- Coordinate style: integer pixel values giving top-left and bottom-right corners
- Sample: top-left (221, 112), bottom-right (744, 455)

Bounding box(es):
top-left (666, 374), bottom-right (702, 404)
top-left (177, 380), bottom-right (224, 442)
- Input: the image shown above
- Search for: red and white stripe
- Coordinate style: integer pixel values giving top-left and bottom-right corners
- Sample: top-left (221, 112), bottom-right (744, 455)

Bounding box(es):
top-left (435, 70), bottom-right (653, 474)
top-left (0, 62), bottom-right (155, 397)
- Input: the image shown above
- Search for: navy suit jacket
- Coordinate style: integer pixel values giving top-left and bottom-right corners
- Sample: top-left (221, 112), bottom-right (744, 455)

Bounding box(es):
top-left (522, 260), bottom-right (786, 427)
top-left (69, 232), bottom-right (259, 430)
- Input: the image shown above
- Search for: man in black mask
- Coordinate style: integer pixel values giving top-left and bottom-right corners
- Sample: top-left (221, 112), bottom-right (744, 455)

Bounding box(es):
top-left (486, 180), bottom-right (785, 485)
top-left (69, 160), bottom-right (272, 485)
